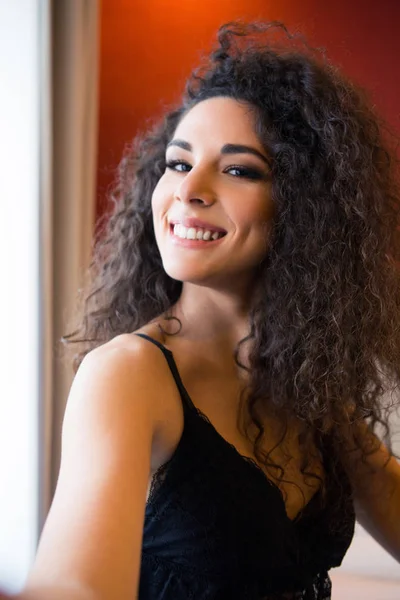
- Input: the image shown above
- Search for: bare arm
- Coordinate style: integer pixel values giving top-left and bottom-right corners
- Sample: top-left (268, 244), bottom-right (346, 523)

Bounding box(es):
top-left (11, 338), bottom-right (168, 600)
top-left (345, 420), bottom-right (400, 562)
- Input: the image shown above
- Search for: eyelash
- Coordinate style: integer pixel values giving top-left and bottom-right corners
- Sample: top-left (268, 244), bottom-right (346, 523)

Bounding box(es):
top-left (165, 159), bottom-right (265, 181)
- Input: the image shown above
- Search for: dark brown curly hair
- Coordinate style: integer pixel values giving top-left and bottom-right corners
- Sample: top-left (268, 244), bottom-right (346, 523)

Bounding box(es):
top-left (64, 21), bottom-right (400, 512)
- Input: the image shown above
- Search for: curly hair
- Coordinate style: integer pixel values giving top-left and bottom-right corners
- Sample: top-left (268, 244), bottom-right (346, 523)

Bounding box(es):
top-left (64, 21), bottom-right (400, 512)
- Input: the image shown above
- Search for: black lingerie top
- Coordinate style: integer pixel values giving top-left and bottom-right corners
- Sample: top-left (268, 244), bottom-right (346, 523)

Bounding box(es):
top-left (135, 333), bottom-right (355, 599)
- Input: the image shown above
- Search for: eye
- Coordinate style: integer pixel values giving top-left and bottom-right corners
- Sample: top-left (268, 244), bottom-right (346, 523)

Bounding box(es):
top-left (225, 165), bottom-right (264, 180)
top-left (165, 159), bottom-right (192, 173)
top-left (165, 159), bottom-right (267, 181)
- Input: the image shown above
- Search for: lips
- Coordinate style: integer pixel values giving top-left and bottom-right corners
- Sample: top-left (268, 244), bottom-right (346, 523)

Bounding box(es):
top-left (169, 217), bottom-right (227, 234)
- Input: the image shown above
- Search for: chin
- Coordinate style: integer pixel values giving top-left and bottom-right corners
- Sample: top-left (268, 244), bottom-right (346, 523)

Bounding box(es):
top-left (162, 264), bottom-right (211, 286)
top-left (165, 271), bottom-right (207, 285)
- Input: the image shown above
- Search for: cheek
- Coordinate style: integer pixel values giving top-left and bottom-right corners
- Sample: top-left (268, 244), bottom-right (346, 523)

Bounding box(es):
top-left (233, 200), bottom-right (272, 232)
top-left (252, 193), bottom-right (275, 231)
top-left (150, 192), bottom-right (162, 246)
top-left (151, 173), bottom-right (174, 210)
top-left (151, 182), bottom-right (167, 224)
top-left (151, 180), bottom-right (162, 212)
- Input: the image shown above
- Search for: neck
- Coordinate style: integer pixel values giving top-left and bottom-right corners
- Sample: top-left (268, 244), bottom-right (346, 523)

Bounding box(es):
top-left (161, 284), bottom-right (256, 368)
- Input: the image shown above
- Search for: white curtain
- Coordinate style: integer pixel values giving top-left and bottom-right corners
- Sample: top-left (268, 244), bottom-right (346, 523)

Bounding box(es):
top-left (48, 0), bottom-right (100, 508)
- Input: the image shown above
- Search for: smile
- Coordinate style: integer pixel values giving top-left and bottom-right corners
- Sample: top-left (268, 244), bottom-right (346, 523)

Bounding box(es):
top-left (173, 223), bottom-right (225, 240)
top-left (169, 224), bottom-right (227, 248)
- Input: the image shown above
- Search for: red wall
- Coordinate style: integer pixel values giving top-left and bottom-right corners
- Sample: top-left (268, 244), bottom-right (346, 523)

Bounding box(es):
top-left (97, 0), bottom-right (400, 216)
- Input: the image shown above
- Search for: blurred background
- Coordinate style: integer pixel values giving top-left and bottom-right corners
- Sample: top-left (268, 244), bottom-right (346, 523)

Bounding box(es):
top-left (0, 0), bottom-right (399, 597)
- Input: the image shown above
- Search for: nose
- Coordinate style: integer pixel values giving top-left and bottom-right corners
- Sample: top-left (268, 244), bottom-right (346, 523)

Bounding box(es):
top-left (173, 165), bottom-right (216, 206)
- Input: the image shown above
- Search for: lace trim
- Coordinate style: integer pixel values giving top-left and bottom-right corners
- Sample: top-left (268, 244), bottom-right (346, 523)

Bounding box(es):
top-left (147, 401), bottom-right (323, 524)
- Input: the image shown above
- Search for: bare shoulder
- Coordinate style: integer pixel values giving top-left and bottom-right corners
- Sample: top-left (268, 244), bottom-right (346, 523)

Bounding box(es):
top-left (70, 322), bottom-right (176, 436)
top-left (94, 319), bottom-right (168, 357)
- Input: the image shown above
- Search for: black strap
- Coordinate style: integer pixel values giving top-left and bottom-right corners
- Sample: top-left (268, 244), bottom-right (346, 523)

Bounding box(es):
top-left (134, 333), bottom-right (195, 412)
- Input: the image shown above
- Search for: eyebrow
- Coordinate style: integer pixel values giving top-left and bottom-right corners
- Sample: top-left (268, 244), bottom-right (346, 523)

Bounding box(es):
top-left (166, 139), bottom-right (271, 167)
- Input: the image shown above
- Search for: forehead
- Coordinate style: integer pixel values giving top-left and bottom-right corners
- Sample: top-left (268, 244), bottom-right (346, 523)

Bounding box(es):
top-left (173, 97), bottom-right (260, 144)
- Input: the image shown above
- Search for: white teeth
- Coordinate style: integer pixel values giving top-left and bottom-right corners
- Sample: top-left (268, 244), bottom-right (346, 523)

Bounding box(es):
top-left (173, 224), bottom-right (182, 236)
top-left (172, 224), bottom-right (224, 241)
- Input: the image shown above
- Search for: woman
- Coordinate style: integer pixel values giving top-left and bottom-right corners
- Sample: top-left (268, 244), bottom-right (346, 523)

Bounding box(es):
top-left (8, 20), bottom-right (400, 600)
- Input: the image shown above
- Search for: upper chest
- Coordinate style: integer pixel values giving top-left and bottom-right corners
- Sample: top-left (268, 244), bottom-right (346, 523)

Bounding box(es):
top-left (149, 339), bottom-right (325, 521)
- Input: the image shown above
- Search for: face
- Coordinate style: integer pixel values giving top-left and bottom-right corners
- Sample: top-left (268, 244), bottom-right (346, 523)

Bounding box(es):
top-left (151, 97), bottom-right (275, 289)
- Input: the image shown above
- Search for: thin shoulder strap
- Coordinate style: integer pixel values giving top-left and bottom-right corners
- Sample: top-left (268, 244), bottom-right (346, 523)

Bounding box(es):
top-left (134, 333), bottom-right (195, 413)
